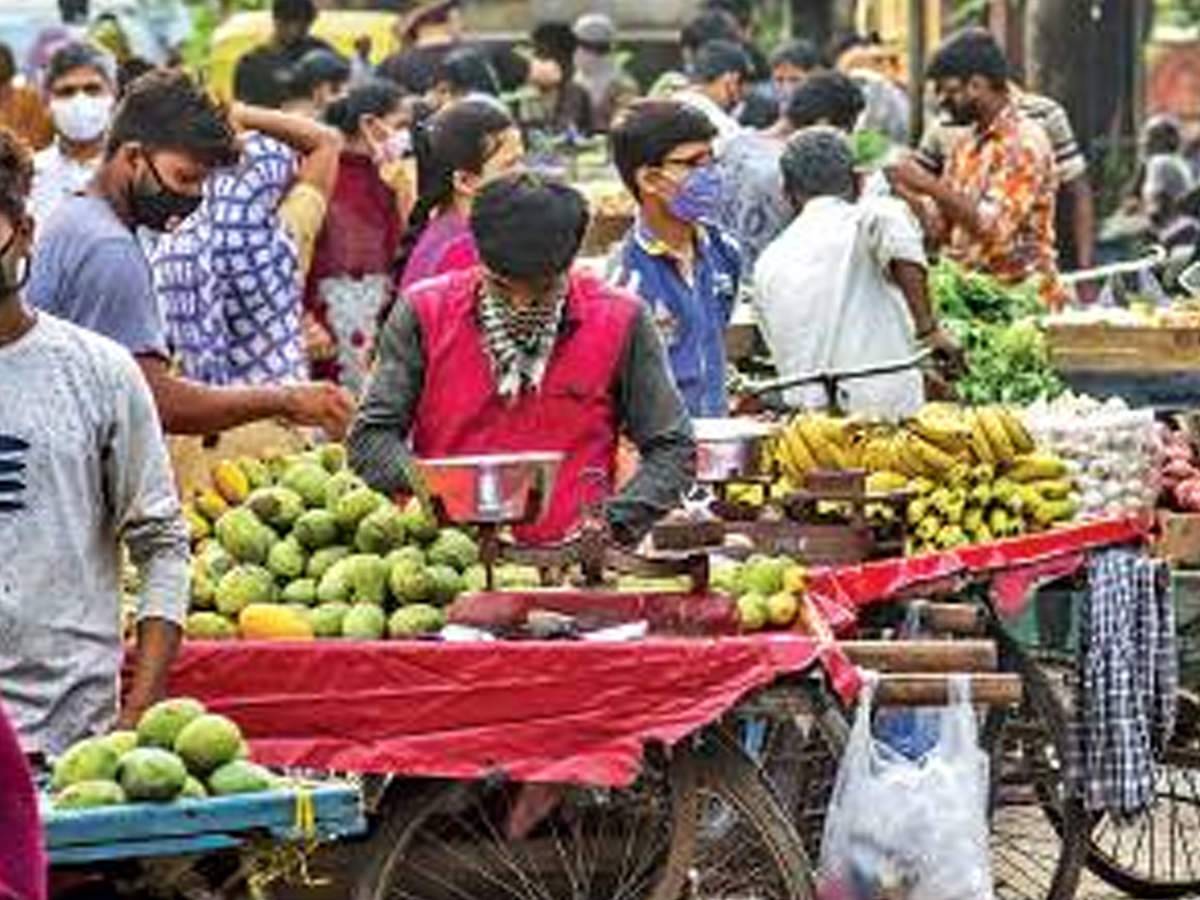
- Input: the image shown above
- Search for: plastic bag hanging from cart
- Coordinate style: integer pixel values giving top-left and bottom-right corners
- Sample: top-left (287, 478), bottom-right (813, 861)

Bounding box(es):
top-left (873, 603), bottom-right (940, 760)
top-left (818, 672), bottom-right (993, 900)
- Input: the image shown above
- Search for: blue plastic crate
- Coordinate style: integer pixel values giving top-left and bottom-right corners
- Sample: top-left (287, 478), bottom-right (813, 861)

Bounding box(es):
top-left (44, 784), bottom-right (366, 864)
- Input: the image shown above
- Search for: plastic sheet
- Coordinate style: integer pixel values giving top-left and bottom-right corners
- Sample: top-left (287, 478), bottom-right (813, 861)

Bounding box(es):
top-left (145, 635), bottom-right (856, 786)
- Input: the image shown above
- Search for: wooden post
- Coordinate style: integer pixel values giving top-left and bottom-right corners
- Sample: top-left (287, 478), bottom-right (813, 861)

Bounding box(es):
top-left (907, 0), bottom-right (927, 145)
top-left (841, 639), bottom-right (998, 672)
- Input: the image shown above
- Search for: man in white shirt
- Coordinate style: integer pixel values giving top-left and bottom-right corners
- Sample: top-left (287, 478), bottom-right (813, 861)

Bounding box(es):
top-left (754, 127), bottom-right (957, 418)
top-left (677, 39), bottom-right (750, 152)
top-left (29, 42), bottom-right (117, 226)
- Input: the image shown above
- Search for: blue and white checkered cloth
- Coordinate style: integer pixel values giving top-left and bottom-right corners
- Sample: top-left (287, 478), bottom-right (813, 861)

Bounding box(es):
top-left (1068, 549), bottom-right (1177, 819)
top-left (154, 133), bottom-right (306, 387)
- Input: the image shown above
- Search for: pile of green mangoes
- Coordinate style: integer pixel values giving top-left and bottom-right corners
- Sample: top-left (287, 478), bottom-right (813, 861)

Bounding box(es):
top-left (183, 446), bottom-right (483, 641)
top-left (50, 698), bottom-right (275, 809)
top-left (711, 555), bottom-right (808, 632)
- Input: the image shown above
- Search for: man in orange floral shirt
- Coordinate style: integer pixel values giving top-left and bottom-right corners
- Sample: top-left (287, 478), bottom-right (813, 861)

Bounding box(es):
top-left (890, 29), bottom-right (1063, 304)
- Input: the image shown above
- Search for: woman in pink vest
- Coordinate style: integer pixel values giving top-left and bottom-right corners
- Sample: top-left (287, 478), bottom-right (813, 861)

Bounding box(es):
top-left (396, 97), bottom-right (523, 293)
top-left (348, 170), bottom-right (695, 545)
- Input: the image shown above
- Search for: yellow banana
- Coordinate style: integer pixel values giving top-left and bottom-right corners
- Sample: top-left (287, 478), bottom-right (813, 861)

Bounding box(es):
top-left (799, 417), bottom-right (849, 470)
top-left (978, 408), bottom-right (1016, 464)
top-left (997, 407), bottom-right (1035, 455)
top-left (910, 403), bottom-right (970, 454)
top-left (967, 411), bottom-right (997, 466)
top-left (906, 432), bottom-right (959, 477)
top-left (783, 421), bottom-right (819, 475)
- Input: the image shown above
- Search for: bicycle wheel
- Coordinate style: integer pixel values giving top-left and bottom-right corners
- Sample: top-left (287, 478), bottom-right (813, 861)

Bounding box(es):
top-left (353, 748), bottom-right (694, 900)
top-left (749, 682), bottom-right (851, 862)
top-left (984, 634), bottom-right (1088, 900)
top-left (1083, 688), bottom-right (1200, 897)
top-left (671, 726), bottom-right (816, 900)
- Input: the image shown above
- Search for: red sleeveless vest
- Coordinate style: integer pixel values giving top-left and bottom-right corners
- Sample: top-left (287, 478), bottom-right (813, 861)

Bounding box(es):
top-left (408, 267), bottom-right (640, 543)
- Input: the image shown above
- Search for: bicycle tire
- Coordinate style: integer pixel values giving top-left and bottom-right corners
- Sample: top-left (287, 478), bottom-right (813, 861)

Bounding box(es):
top-left (984, 630), bottom-right (1088, 900)
top-left (671, 726), bottom-right (816, 900)
top-left (350, 751), bottom-right (696, 900)
top-left (1081, 688), bottom-right (1200, 897)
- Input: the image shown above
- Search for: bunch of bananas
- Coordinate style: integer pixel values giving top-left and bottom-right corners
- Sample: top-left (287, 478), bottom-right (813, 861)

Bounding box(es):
top-left (766, 404), bottom-right (1079, 552)
top-left (773, 404), bottom-right (1037, 482)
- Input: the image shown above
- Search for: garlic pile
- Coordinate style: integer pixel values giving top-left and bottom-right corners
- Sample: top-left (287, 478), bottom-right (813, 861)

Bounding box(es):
top-left (1022, 393), bottom-right (1158, 519)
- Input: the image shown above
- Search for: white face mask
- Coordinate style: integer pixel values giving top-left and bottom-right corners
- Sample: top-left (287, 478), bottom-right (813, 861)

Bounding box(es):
top-left (50, 93), bottom-right (114, 143)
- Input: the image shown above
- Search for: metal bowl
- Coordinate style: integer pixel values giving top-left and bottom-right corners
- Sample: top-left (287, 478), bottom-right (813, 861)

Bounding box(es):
top-left (412, 452), bottom-right (565, 525)
top-left (692, 418), bottom-right (779, 482)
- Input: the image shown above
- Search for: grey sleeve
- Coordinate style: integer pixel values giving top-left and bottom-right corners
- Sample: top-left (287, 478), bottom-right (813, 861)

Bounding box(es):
top-left (346, 300), bottom-right (426, 496)
top-left (606, 306), bottom-right (696, 544)
top-left (103, 351), bottom-right (190, 625)
top-left (47, 238), bottom-right (167, 358)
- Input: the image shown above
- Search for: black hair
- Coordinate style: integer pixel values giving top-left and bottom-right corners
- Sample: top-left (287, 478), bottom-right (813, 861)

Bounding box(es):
top-left (531, 22), bottom-right (578, 77)
top-left (0, 125), bottom-right (33, 221)
top-left (770, 39), bottom-right (820, 73)
top-left (785, 71), bottom-right (865, 131)
top-left (395, 97), bottom-right (514, 276)
top-left (116, 57), bottom-right (154, 98)
top-left (926, 27), bottom-right (1009, 88)
top-left (323, 78), bottom-right (403, 136)
top-left (610, 99), bottom-right (717, 202)
top-left (0, 43), bottom-right (14, 82)
top-left (45, 41), bottom-right (116, 91)
top-left (703, 0), bottom-right (753, 29)
top-left (295, 48), bottom-right (351, 90)
top-left (1145, 115), bottom-right (1183, 156)
top-left (692, 39), bottom-right (752, 83)
top-left (435, 46), bottom-right (499, 97)
top-left (827, 32), bottom-right (870, 66)
top-left (780, 126), bottom-right (855, 203)
top-left (680, 10), bottom-right (740, 54)
top-left (273, 0), bottom-right (316, 24)
top-left (106, 69), bottom-right (239, 167)
top-left (738, 82), bottom-right (782, 128)
top-left (470, 170), bottom-right (588, 279)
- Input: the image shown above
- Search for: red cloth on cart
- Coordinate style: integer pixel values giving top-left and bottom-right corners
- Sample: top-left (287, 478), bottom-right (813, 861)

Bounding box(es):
top-left (805, 515), bottom-right (1150, 630)
top-left (152, 636), bottom-right (855, 786)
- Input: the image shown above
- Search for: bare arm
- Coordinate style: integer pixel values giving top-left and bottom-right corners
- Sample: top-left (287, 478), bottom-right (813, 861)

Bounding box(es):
top-left (890, 259), bottom-right (936, 335)
top-left (120, 619), bottom-right (183, 729)
top-left (136, 356), bottom-right (354, 438)
top-left (1068, 174), bottom-right (1096, 271)
top-left (230, 103), bottom-right (344, 199)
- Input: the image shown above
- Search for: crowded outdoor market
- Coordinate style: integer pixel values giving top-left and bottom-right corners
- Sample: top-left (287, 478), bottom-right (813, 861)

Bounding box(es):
top-left (0, 0), bottom-right (1196, 897)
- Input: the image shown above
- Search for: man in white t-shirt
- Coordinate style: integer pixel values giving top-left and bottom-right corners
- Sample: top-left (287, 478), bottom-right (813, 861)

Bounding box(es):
top-left (676, 39), bottom-right (750, 152)
top-left (28, 42), bottom-right (117, 227)
top-left (0, 125), bottom-right (189, 755)
top-left (754, 127), bottom-right (958, 418)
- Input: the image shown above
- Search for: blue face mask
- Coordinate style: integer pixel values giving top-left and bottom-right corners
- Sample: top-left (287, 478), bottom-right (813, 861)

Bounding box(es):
top-left (667, 163), bottom-right (723, 223)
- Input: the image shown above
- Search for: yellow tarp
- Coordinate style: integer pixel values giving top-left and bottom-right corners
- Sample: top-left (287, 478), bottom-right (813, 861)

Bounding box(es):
top-left (207, 10), bottom-right (399, 102)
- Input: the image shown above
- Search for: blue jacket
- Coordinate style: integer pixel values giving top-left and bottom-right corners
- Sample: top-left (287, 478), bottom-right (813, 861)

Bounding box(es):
top-left (611, 220), bottom-right (741, 417)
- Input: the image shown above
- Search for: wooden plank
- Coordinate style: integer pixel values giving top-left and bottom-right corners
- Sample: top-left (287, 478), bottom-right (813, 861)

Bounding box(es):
top-left (50, 834), bottom-right (240, 865)
top-left (841, 639), bottom-right (997, 673)
top-left (913, 602), bottom-right (984, 635)
top-left (45, 786), bottom-right (364, 849)
top-left (874, 673), bottom-right (1022, 707)
top-left (1047, 323), bottom-right (1200, 373)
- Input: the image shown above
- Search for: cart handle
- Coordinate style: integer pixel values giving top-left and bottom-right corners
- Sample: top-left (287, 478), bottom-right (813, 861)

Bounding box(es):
top-left (1059, 245), bottom-right (1167, 286)
top-left (748, 349), bottom-right (933, 397)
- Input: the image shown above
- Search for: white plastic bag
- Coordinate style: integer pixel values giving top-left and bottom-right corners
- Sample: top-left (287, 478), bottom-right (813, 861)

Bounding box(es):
top-left (818, 673), bottom-right (993, 900)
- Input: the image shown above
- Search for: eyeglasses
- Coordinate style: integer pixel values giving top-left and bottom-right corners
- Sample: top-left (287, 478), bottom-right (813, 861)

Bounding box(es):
top-left (660, 152), bottom-right (713, 171)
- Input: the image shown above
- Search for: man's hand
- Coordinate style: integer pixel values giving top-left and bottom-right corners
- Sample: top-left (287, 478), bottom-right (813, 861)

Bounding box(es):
top-left (282, 382), bottom-right (356, 439)
top-left (303, 313), bottom-right (336, 361)
top-left (886, 159), bottom-right (942, 197)
top-left (922, 325), bottom-right (966, 379)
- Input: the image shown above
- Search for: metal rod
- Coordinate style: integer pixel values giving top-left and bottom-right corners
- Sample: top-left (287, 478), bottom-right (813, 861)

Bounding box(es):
top-left (907, 0), bottom-right (927, 146)
top-left (749, 349), bottom-right (933, 396)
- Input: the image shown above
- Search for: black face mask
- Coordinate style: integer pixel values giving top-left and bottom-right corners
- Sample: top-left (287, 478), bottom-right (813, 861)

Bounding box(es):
top-left (0, 227), bottom-right (30, 299)
top-left (130, 153), bottom-right (202, 231)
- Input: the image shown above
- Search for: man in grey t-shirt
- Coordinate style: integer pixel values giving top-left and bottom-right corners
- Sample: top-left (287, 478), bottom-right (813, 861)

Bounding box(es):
top-left (0, 126), bottom-right (189, 754)
top-left (28, 70), bottom-right (355, 438)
